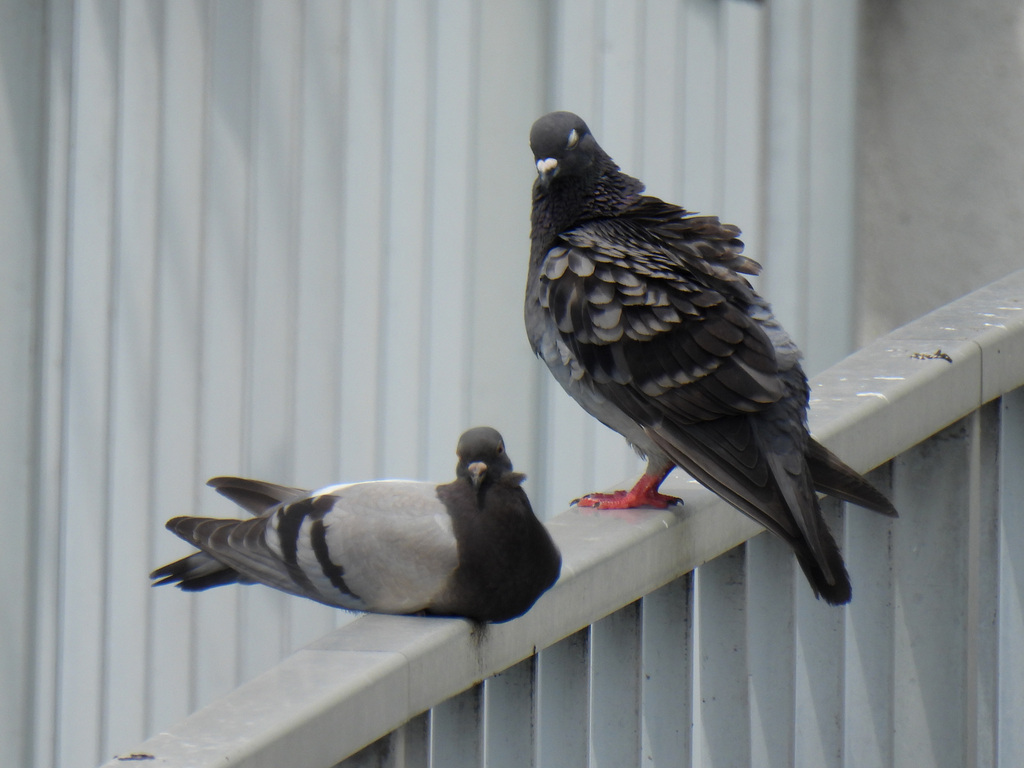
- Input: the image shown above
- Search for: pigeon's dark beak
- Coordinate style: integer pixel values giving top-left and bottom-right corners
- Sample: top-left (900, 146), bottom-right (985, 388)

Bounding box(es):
top-left (467, 461), bottom-right (487, 491)
top-left (536, 157), bottom-right (559, 187)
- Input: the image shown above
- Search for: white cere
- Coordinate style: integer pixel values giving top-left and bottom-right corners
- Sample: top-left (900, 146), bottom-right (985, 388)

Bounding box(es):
top-left (566, 128), bottom-right (580, 149)
top-left (537, 157), bottom-right (559, 174)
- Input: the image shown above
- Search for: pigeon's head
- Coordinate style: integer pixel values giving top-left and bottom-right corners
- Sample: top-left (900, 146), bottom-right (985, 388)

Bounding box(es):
top-left (530, 111), bottom-right (601, 188)
top-left (456, 426), bottom-right (515, 493)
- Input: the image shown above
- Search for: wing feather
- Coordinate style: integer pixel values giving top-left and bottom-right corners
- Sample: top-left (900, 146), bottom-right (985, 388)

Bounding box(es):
top-left (158, 481), bottom-right (460, 613)
top-left (538, 212), bottom-right (785, 427)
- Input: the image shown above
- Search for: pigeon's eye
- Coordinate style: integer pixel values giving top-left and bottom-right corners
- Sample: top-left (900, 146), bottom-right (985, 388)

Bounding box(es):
top-left (566, 129), bottom-right (579, 150)
top-left (497, 442), bottom-right (505, 455)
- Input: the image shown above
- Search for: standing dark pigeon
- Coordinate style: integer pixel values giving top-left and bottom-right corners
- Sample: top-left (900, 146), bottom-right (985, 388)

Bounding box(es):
top-left (525, 111), bottom-right (896, 605)
top-left (151, 427), bottom-right (561, 623)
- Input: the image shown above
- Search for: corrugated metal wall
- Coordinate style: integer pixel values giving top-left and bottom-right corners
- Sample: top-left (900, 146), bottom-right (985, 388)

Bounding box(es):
top-left (0, 1), bottom-right (861, 766)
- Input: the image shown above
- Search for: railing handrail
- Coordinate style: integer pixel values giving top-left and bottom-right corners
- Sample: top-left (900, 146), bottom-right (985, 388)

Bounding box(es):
top-left (100, 270), bottom-right (1024, 768)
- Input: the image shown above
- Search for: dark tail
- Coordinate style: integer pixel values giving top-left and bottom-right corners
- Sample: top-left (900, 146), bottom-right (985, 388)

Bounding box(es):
top-left (152, 477), bottom-right (307, 592)
top-left (807, 438), bottom-right (897, 517)
top-left (792, 527), bottom-right (852, 606)
top-left (150, 551), bottom-right (246, 591)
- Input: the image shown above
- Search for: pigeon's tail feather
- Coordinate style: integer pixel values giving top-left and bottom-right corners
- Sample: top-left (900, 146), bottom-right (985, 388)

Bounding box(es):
top-left (758, 431), bottom-right (853, 606)
top-left (206, 476), bottom-right (308, 516)
top-left (645, 421), bottom-right (853, 605)
top-left (806, 438), bottom-right (898, 517)
top-left (793, 529), bottom-right (852, 606)
top-left (150, 551), bottom-right (246, 591)
top-left (162, 515), bottom-right (308, 599)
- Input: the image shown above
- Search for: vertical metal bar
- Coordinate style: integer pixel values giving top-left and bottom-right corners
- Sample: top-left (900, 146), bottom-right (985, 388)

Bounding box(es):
top-left (696, 546), bottom-right (751, 768)
top-left (430, 685), bottom-right (483, 768)
top-left (746, 534), bottom-right (795, 768)
top-left (891, 419), bottom-right (971, 768)
top-left (337, 714), bottom-right (429, 768)
top-left (591, 602), bottom-right (643, 768)
top-left (485, 657), bottom-right (538, 768)
top-left (997, 388), bottom-right (1024, 768)
top-left (399, 714), bottom-right (430, 768)
top-left (969, 402), bottom-right (1000, 768)
top-left (794, 500), bottom-right (845, 768)
top-left (337, 736), bottom-right (391, 768)
top-left (537, 629), bottom-right (590, 768)
top-left (642, 575), bottom-right (694, 768)
top-left (843, 463), bottom-right (896, 768)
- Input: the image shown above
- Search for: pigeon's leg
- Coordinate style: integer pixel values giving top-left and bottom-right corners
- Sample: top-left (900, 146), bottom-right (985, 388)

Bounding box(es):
top-left (574, 461), bottom-right (680, 510)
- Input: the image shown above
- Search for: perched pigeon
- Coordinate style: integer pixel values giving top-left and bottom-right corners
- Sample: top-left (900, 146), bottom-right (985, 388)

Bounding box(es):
top-left (526, 111), bottom-right (896, 605)
top-left (152, 427), bottom-right (562, 623)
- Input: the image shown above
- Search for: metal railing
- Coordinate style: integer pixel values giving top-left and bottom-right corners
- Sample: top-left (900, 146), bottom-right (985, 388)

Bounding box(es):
top-left (101, 271), bottom-right (1024, 768)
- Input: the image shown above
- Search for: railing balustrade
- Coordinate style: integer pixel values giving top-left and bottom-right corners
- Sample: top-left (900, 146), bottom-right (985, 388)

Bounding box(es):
top-left (101, 271), bottom-right (1024, 768)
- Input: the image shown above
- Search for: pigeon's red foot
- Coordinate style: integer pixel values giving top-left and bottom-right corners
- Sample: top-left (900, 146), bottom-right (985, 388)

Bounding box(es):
top-left (574, 487), bottom-right (681, 510)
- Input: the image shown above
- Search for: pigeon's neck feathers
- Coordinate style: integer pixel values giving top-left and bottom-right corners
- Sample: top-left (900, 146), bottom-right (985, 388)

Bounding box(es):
top-left (438, 470), bottom-right (527, 516)
top-left (505, 471), bottom-right (527, 487)
top-left (531, 155), bottom-right (645, 242)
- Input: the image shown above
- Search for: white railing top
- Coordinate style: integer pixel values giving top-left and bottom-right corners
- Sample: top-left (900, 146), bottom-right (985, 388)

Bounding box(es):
top-left (100, 270), bottom-right (1024, 768)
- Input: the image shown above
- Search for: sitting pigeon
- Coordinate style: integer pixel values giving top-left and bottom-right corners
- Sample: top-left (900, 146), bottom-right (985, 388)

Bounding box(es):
top-left (525, 111), bottom-right (896, 605)
top-left (151, 427), bottom-right (561, 623)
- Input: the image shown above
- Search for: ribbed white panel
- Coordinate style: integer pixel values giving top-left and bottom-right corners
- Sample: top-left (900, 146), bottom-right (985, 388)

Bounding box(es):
top-left (0, 3), bottom-right (46, 768)
top-left (3, 1), bottom-right (867, 766)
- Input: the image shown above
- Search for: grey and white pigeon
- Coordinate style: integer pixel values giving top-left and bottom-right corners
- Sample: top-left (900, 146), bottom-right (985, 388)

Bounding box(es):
top-left (151, 427), bottom-right (561, 623)
top-left (526, 111), bottom-right (896, 605)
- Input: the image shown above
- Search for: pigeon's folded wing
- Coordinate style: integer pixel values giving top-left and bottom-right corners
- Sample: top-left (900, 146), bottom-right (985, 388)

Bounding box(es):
top-left (538, 216), bottom-right (835, 554)
top-left (315, 481), bottom-right (460, 613)
top-left (164, 481), bottom-right (459, 613)
top-left (539, 217), bottom-right (786, 424)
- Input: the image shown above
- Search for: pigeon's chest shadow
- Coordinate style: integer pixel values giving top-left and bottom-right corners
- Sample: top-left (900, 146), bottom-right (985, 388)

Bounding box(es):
top-left (439, 482), bottom-right (552, 616)
top-left (444, 485), bottom-right (524, 577)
